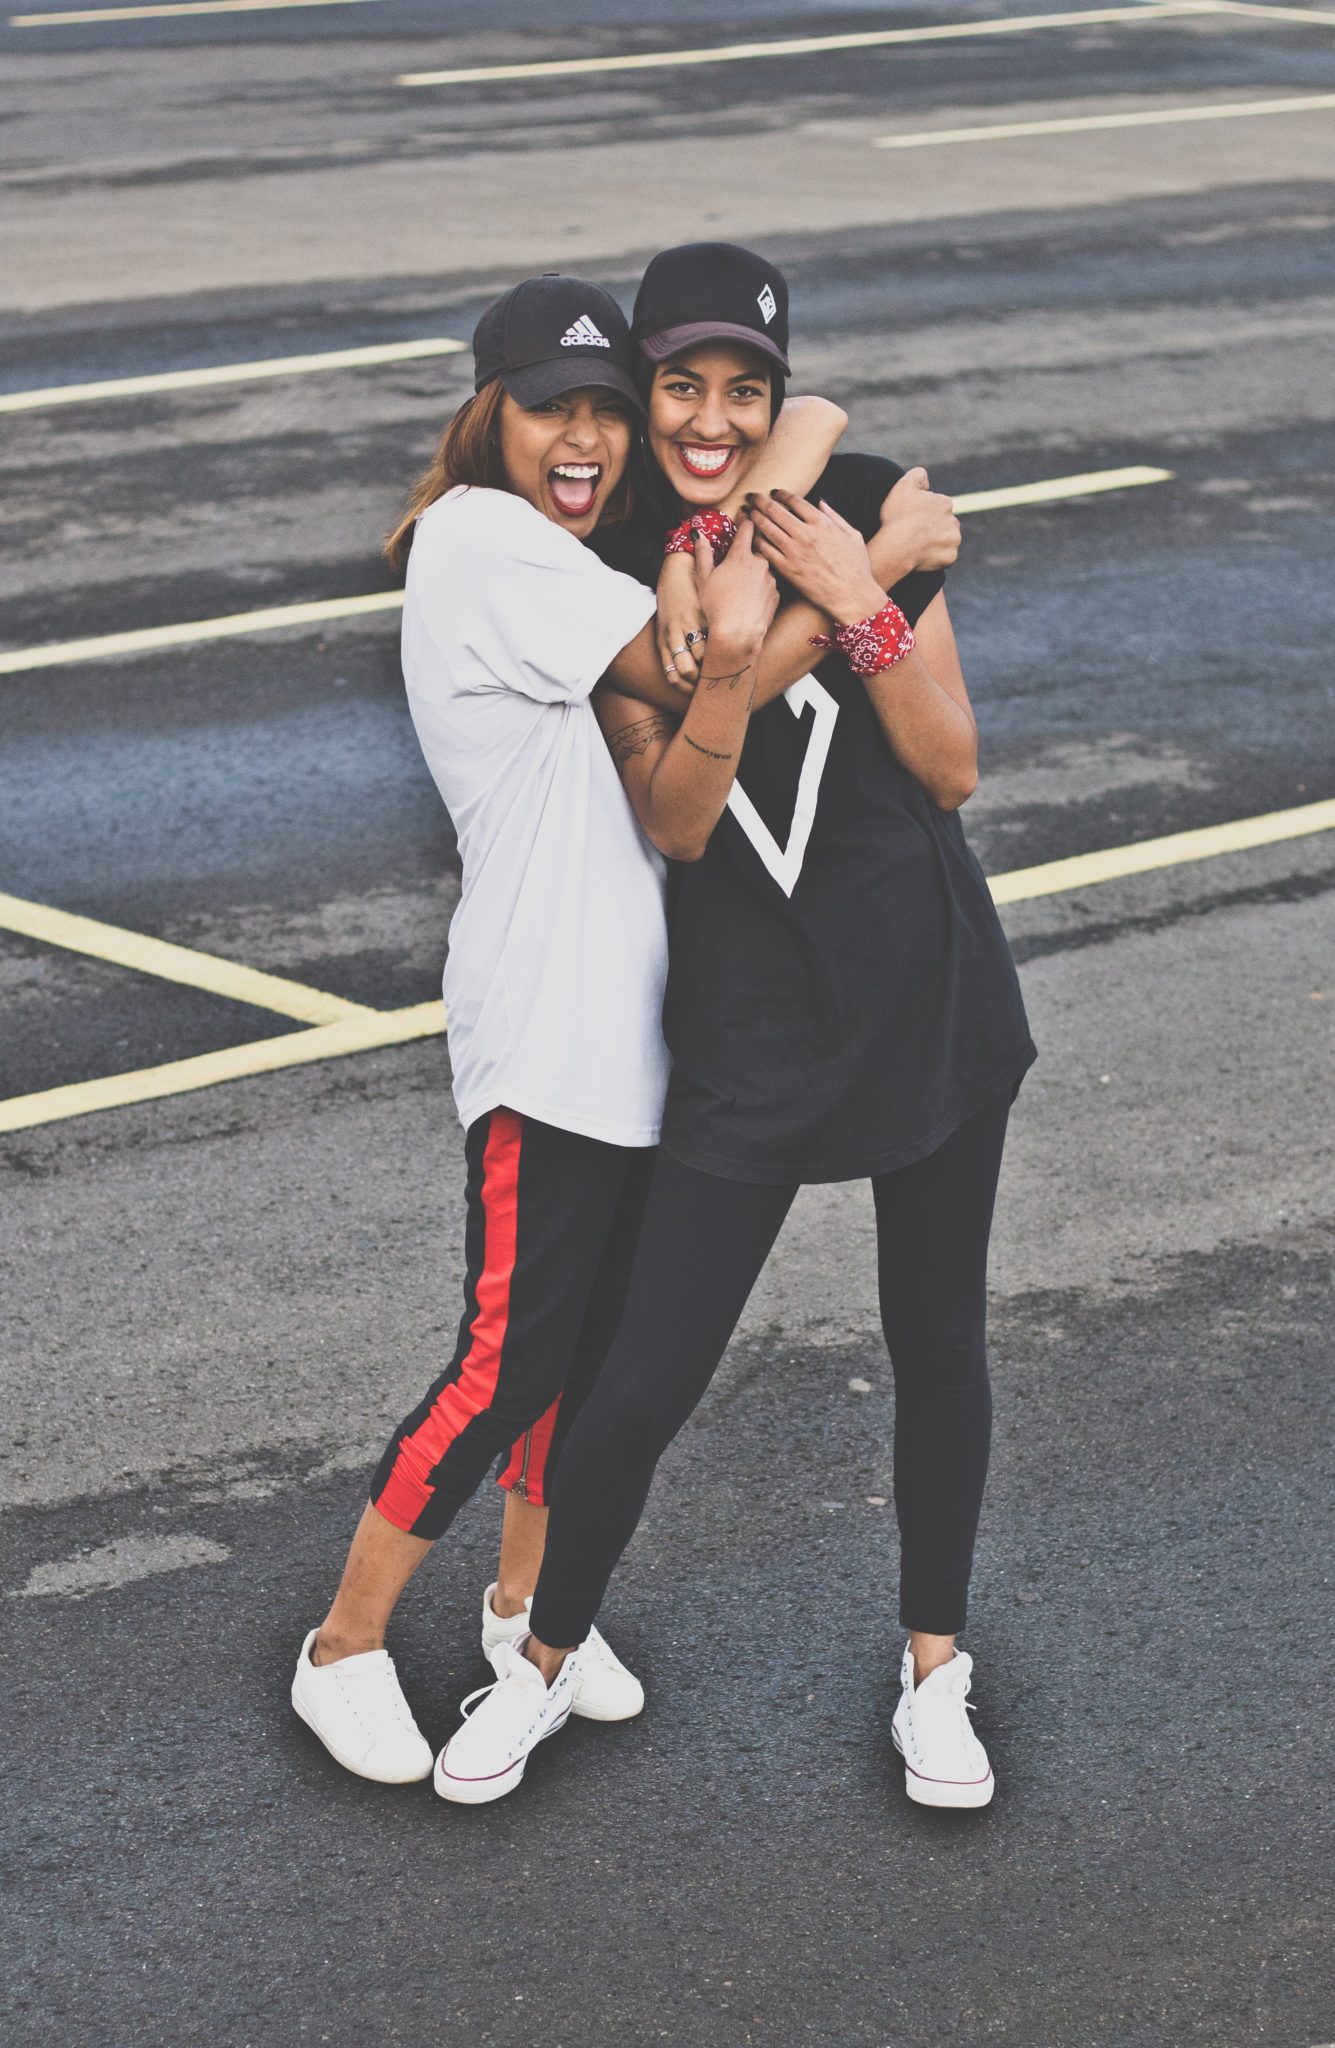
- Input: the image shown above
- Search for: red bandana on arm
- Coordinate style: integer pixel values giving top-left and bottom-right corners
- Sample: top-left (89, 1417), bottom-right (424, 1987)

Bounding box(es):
top-left (810, 598), bottom-right (915, 675)
top-left (663, 508), bottom-right (737, 565)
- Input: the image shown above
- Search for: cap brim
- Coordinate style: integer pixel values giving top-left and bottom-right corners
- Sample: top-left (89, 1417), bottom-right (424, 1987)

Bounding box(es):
top-left (636, 321), bottom-right (790, 375)
top-left (494, 357), bottom-right (645, 413)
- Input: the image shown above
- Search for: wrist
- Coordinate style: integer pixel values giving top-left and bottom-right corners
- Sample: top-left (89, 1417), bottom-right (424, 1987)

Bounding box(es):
top-left (700, 629), bottom-right (761, 672)
top-left (868, 530), bottom-right (916, 590)
top-left (833, 599), bottom-right (915, 678)
top-left (828, 576), bottom-right (890, 629)
top-left (664, 508), bottom-right (736, 564)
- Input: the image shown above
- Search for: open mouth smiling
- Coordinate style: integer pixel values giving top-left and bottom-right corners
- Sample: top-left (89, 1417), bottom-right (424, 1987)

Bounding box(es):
top-left (547, 462), bottom-right (602, 517)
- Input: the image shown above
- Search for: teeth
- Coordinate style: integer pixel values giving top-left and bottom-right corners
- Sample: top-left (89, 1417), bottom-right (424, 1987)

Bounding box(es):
top-left (552, 464), bottom-right (599, 479)
top-left (680, 446), bottom-right (733, 473)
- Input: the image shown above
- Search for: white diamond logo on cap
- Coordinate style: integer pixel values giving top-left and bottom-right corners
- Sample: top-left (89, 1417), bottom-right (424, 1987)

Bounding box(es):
top-left (757, 284), bottom-right (778, 326)
top-left (560, 315), bottom-right (611, 348)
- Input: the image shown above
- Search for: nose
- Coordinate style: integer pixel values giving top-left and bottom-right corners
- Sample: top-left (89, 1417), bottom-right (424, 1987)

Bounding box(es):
top-left (688, 393), bottom-right (731, 441)
top-left (562, 406), bottom-right (599, 453)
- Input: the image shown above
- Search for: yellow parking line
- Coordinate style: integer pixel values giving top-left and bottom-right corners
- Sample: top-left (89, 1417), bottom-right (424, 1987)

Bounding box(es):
top-left (13, 0), bottom-right (1323, 43)
top-left (2, 797), bottom-right (1331, 1134)
top-left (398, 4), bottom-right (1209, 88)
top-left (954, 466), bottom-right (1172, 512)
top-left (0, 339), bottom-right (466, 416)
top-left (0, 468), bottom-right (1171, 677)
top-left (0, 889), bottom-right (373, 1024)
top-left (989, 796), bottom-right (1335, 903)
top-left (874, 91), bottom-right (1335, 148)
top-left (0, 1002), bottom-right (445, 1136)
top-left (0, 590), bottom-right (403, 677)
top-left (11, 0), bottom-right (384, 25)
top-left (18, 0), bottom-right (1330, 36)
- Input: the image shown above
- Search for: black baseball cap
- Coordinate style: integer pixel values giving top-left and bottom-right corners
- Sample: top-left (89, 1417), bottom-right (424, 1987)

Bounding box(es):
top-left (632, 242), bottom-right (791, 375)
top-left (471, 274), bottom-right (644, 412)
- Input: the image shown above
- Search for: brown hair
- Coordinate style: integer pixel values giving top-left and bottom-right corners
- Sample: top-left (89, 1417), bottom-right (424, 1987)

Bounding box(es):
top-left (384, 377), bottom-right (637, 570)
top-left (384, 380), bottom-right (508, 569)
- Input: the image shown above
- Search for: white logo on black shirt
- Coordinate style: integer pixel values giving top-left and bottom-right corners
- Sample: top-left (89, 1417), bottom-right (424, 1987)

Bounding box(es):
top-left (560, 316), bottom-right (611, 348)
top-left (757, 284), bottom-right (778, 326)
top-left (726, 674), bottom-right (838, 897)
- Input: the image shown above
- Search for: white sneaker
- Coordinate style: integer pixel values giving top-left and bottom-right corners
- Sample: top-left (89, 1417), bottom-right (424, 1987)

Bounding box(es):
top-left (290, 1628), bottom-right (433, 1784)
top-left (481, 1583), bottom-right (644, 1723)
top-left (891, 1642), bottom-right (995, 1810)
top-left (435, 1636), bottom-right (578, 1805)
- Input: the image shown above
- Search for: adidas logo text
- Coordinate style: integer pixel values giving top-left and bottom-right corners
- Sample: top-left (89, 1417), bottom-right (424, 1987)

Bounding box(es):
top-left (561, 315), bottom-right (611, 348)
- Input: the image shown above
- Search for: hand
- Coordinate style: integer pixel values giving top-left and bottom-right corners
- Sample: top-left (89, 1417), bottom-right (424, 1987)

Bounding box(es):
top-left (656, 552), bottom-right (707, 686)
top-left (879, 467), bottom-right (961, 574)
top-left (747, 489), bottom-right (886, 626)
top-left (692, 515), bottom-right (778, 677)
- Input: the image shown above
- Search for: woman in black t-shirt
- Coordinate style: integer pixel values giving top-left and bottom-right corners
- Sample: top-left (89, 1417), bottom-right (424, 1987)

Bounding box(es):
top-left (437, 245), bottom-right (1036, 1814)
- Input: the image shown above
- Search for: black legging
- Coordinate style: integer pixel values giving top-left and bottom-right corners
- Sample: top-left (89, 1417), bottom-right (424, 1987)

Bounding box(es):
top-left (528, 1092), bottom-right (1011, 1649)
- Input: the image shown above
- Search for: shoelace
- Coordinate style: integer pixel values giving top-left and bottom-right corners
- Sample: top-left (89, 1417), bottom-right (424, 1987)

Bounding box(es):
top-left (334, 1654), bottom-right (420, 1738)
top-left (949, 1675), bottom-right (981, 1743)
top-left (909, 1664), bottom-right (978, 1720)
top-left (455, 1671), bottom-right (560, 1754)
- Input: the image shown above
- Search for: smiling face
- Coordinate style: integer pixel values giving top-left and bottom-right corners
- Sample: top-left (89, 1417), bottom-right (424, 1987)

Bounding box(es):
top-left (646, 342), bottom-right (775, 508)
top-left (496, 386), bottom-right (635, 538)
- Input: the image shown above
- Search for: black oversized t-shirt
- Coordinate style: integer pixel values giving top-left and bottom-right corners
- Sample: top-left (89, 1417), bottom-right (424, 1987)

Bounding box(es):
top-left (659, 451), bottom-right (1036, 1184)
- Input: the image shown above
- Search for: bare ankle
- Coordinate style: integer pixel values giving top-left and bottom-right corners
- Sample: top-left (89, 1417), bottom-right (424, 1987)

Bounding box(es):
top-left (910, 1633), bottom-right (957, 1687)
top-left (524, 1635), bottom-right (573, 1687)
top-left (313, 1624), bottom-right (381, 1667)
top-left (492, 1582), bottom-right (531, 1622)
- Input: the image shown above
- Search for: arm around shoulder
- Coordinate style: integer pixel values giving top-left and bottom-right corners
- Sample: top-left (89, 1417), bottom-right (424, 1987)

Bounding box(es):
top-left (723, 395), bottom-right (847, 512)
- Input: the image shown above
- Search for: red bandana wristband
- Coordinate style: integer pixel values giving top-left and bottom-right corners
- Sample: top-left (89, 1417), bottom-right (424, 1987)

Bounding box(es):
top-left (809, 598), bottom-right (915, 675)
top-left (664, 508), bottom-right (737, 565)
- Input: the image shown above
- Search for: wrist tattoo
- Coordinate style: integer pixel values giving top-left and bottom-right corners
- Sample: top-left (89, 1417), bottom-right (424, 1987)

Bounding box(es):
top-left (682, 732), bottom-right (734, 761)
top-left (609, 713), bottom-right (676, 766)
top-left (699, 663), bottom-right (753, 691)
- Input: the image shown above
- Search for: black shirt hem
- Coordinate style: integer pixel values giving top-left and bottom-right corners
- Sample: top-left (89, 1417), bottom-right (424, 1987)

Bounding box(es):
top-left (660, 1042), bottom-right (1037, 1187)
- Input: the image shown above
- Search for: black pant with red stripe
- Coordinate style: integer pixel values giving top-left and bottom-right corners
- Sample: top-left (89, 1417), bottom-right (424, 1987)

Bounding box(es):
top-left (371, 1108), bottom-right (655, 1540)
top-left (528, 1092), bottom-right (1012, 1648)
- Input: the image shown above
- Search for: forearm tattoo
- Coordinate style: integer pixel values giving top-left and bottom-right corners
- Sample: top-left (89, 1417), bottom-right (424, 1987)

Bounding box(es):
top-left (700, 663), bottom-right (753, 692)
top-left (608, 712), bottom-right (677, 766)
top-left (682, 732), bottom-right (734, 761)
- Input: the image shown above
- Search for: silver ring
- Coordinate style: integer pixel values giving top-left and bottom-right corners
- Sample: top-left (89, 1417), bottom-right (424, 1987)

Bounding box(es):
top-left (685, 628), bottom-right (708, 647)
top-left (665, 662), bottom-right (678, 677)
top-left (670, 645), bottom-right (689, 659)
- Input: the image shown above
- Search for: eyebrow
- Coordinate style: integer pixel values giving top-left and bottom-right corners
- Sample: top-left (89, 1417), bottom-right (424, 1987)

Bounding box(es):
top-left (659, 362), bottom-right (764, 385)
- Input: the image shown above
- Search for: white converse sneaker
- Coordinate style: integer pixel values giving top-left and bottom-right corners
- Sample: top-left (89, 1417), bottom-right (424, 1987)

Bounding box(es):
top-left (290, 1628), bottom-right (433, 1784)
top-left (436, 1636), bottom-right (578, 1805)
top-left (891, 1642), bottom-right (994, 1810)
top-left (481, 1583), bottom-right (644, 1723)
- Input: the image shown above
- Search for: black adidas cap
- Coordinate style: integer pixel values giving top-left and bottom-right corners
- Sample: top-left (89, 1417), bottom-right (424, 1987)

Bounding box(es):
top-left (631, 242), bottom-right (791, 375)
top-left (471, 274), bottom-right (644, 412)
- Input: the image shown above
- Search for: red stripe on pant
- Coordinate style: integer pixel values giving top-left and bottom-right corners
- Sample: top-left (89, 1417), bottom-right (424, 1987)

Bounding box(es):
top-left (497, 1391), bottom-right (562, 1507)
top-left (374, 1108), bottom-right (523, 1533)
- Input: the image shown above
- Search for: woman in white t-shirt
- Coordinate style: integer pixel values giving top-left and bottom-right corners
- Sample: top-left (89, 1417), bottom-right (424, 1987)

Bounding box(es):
top-left (290, 274), bottom-right (848, 1785)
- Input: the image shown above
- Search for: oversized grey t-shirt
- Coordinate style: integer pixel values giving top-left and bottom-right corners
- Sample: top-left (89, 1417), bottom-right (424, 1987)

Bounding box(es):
top-left (403, 485), bottom-right (667, 1147)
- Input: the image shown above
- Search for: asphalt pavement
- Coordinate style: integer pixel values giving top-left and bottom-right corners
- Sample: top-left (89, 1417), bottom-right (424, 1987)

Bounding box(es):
top-left (1, 4), bottom-right (1332, 2044)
